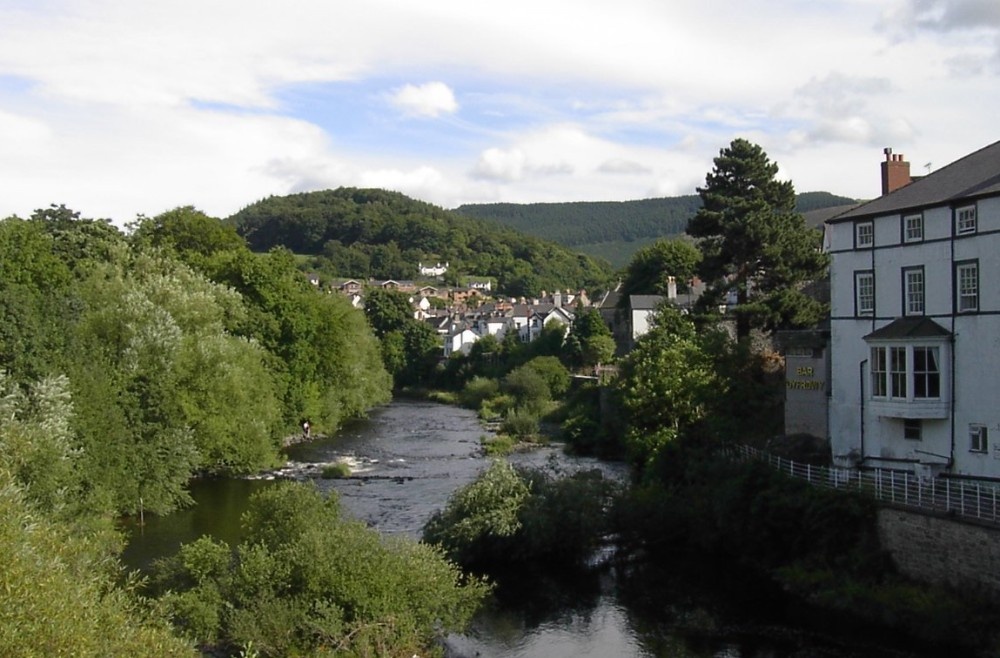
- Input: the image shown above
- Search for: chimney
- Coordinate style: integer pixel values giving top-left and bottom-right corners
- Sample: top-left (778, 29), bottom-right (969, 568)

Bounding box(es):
top-left (881, 147), bottom-right (911, 195)
top-left (666, 276), bottom-right (677, 301)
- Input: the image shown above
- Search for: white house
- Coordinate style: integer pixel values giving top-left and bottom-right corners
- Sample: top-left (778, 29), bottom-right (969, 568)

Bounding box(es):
top-left (419, 262), bottom-right (449, 277)
top-left (827, 142), bottom-right (1000, 480)
top-left (444, 325), bottom-right (480, 357)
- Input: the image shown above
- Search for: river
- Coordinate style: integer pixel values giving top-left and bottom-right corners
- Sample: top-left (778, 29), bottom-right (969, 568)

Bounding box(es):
top-left (123, 400), bottom-right (950, 658)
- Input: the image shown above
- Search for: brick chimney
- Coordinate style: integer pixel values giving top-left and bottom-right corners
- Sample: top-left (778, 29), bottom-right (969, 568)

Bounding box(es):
top-left (881, 147), bottom-right (911, 195)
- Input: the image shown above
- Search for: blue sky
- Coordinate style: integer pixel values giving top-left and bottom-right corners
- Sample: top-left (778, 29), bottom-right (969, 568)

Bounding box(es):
top-left (1, 0), bottom-right (999, 224)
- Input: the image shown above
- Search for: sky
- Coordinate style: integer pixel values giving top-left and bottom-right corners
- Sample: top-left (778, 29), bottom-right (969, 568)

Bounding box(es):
top-left (1, 0), bottom-right (999, 225)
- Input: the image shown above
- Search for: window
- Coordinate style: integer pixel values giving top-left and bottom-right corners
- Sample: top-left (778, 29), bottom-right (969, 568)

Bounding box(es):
top-left (956, 261), bottom-right (979, 313)
top-left (871, 344), bottom-right (940, 401)
top-left (890, 346), bottom-right (907, 398)
top-left (903, 214), bottom-right (923, 243)
top-left (904, 419), bottom-right (922, 441)
top-left (855, 270), bottom-right (874, 316)
top-left (912, 346), bottom-right (940, 399)
top-left (956, 205), bottom-right (977, 235)
top-left (970, 425), bottom-right (989, 453)
top-left (871, 346), bottom-right (887, 397)
top-left (855, 221), bottom-right (874, 248)
top-left (903, 267), bottom-right (924, 315)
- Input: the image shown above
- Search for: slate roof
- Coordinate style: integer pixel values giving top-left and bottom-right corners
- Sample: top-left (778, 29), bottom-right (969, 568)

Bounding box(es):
top-left (829, 140), bottom-right (1000, 223)
top-left (629, 295), bottom-right (665, 311)
top-left (863, 317), bottom-right (951, 341)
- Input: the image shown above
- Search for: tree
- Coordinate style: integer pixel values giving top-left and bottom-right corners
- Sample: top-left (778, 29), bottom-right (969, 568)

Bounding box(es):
top-left (687, 139), bottom-right (828, 339)
top-left (564, 306), bottom-right (615, 369)
top-left (618, 238), bottom-right (701, 301)
top-left (615, 305), bottom-right (717, 468)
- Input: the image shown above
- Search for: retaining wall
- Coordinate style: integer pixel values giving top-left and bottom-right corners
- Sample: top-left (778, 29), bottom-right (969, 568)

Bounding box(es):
top-left (877, 507), bottom-right (1000, 598)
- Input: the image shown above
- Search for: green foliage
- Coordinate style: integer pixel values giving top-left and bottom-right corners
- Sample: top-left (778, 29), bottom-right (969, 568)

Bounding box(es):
top-left (424, 461), bottom-right (619, 569)
top-left (363, 287), bottom-right (442, 388)
top-left (481, 433), bottom-right (517, 456)
top-left (459, 376), bottom-right (500, 410)
top-left (500, 407), bottom-right (540, 440)
top-left (424, 460), bottom-right (530, 566)
top-left (129, 207), bottom-right (246, 268)
top-left (614, 305), bottom-right (717, 468)
top-left (0, 373), bottom-right (83, 516)
top-left (0, 470), bottom-right (195, 657)
top-left (0, 217), bottom-right (77, 381)
top-left (458, 192), bottom-right (854, 267)
top-left (521, 355), bottom-right (570, 397)
top-left (687, 139), bottom-right (829, 339)
top-left (564, 307), bottom-right (616, 369)
top-left (320, 462), bottom-right (352, 479)
top-left (617, 238), bottom-right (701, 301)
top-left (155, 482), bottom-right (488, 657)
top-left (228, 188), bottom-right (615, 296)
top-left (209, 247), bottom-right (392, 430)
top-left (502, 365), bottom-right (551, 412)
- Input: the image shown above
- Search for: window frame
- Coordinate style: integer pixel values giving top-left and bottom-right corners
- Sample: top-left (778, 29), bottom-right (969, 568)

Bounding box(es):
top-left (902, 266), bottom-right (925, 316)
top-left (912, 346), bottom-right (941, 399)
top-left (970, 425), bottom-right (989, 453)
top-left (902, 213), bottom-right (924, 243)
top-left (955, 260), bottom-right (979, 314)
top-left (855, 220), bottom-right (874, 249)
top-left (854, 270), bottom-right (875, 316)
top-left (870, 344), bottom-right (941, 402)
top-left (956, 204), bottom-right (977, 235)
top-left (904, 419), bottom-right (922, 441)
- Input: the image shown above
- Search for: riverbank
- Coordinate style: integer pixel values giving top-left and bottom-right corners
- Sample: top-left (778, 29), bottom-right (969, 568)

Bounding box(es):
top-left (614, 443), bottom-right (1000, 657)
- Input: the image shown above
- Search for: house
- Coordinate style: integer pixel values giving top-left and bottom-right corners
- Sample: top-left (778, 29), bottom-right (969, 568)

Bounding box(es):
top-left (418, 262), bottom-right (449, 277)
top-left (622, 295), bottom-right (664, 353)
top-left (444, 323), bottom-right (481, 357)
top-left (826, 142), bottom-right (1000, 480)
top-left (335, 279), bottom-right (363, 295)
top-left (525, 305), bottom-right (574, 342)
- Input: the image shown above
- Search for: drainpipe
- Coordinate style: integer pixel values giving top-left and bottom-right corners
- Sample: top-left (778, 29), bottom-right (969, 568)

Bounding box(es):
top-left (949, 332), bottom-right (956, 470)
top-left (949, 224), bottom-right (956, 471)
top-left (859, 359), bottom-right (867, 467)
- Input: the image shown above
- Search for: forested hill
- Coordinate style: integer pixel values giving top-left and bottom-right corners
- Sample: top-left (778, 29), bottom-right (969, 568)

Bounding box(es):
top-left (227, 188), bottom-right (615, 297)
top-left (455, 191), bottom-right (857, 267)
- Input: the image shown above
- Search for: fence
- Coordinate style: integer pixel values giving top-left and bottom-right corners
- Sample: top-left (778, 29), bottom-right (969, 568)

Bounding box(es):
top-left (726, 444), bottom-right (1000, 527)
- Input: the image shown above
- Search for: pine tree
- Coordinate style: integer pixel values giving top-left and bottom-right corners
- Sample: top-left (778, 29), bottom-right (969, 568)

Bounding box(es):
top-left (687, 139), bottom-right (828, 339)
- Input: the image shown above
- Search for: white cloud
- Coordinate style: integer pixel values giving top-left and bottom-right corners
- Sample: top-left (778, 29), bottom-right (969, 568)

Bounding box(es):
top-left (388, 81), bottom-right (458, 118)
top-left (472, 148), bottom-right (526, 182)
top-left (598, 159), bottom-right (652, 175)
top-left (0, 0), bottom-right (998, 220)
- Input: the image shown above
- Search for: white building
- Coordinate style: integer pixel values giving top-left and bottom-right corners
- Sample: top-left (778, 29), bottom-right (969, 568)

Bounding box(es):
top-left (827, 142), bottom-right (1000, 480)
top-left (418, 262), bottom-right (449, 277)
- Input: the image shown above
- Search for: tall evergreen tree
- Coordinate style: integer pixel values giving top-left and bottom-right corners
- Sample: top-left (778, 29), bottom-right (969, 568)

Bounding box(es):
top-left (687, 139), bottom-right (828, 339)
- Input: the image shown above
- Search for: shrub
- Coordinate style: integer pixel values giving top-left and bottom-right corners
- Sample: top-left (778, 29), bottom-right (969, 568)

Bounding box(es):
top-left (501, 408), bottom-right (540, 440)
top-left (481, 434), bottom-right (517, 456)
top-left (154, 482), bottom-right (489, 657)
top-left (320, 462), bottom-right (352, 479)
top-left (479, 393), bottom-right (515, 420)
top-left (459, 376), bottom-right (499, 410)
top-left (424, 462), bottom-right (619, 570)
top-left (502, 366), bottom-right (550, 408)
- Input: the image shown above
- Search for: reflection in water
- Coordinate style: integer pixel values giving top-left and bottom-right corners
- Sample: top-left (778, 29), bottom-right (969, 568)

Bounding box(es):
top-left (123, 400), bottom-right (944, 658)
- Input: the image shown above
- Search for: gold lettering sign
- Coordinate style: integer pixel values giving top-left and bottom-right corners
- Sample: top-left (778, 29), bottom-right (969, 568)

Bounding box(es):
top-left (786, 380), bottom-right (825, 390)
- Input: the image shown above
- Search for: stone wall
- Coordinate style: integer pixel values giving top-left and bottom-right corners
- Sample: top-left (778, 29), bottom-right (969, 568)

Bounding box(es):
top-left (877, 507), bottom-right (1000, 598)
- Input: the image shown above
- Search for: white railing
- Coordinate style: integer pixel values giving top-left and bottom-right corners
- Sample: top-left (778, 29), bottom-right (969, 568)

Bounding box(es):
top-left (726, 444), bottom-right (1000, 526)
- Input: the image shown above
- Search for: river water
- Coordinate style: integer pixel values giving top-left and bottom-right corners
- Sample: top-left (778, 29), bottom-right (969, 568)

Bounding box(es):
top-left (123, 400), bottom-right (947, 658)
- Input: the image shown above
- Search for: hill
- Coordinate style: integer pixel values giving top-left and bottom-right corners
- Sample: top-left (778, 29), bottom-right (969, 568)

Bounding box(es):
top-left (227, 188), bottom-right (615, 298)
top-left (455, 191), bottom-right (858, 267)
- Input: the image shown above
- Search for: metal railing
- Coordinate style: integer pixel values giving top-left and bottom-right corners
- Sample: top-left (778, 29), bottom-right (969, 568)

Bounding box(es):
top-left (726, 444), bottom-right (1000, 527)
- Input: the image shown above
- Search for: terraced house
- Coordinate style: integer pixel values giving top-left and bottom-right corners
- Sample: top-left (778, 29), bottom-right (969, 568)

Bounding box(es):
top-left (827, 141), bottom-right (1000, 481)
